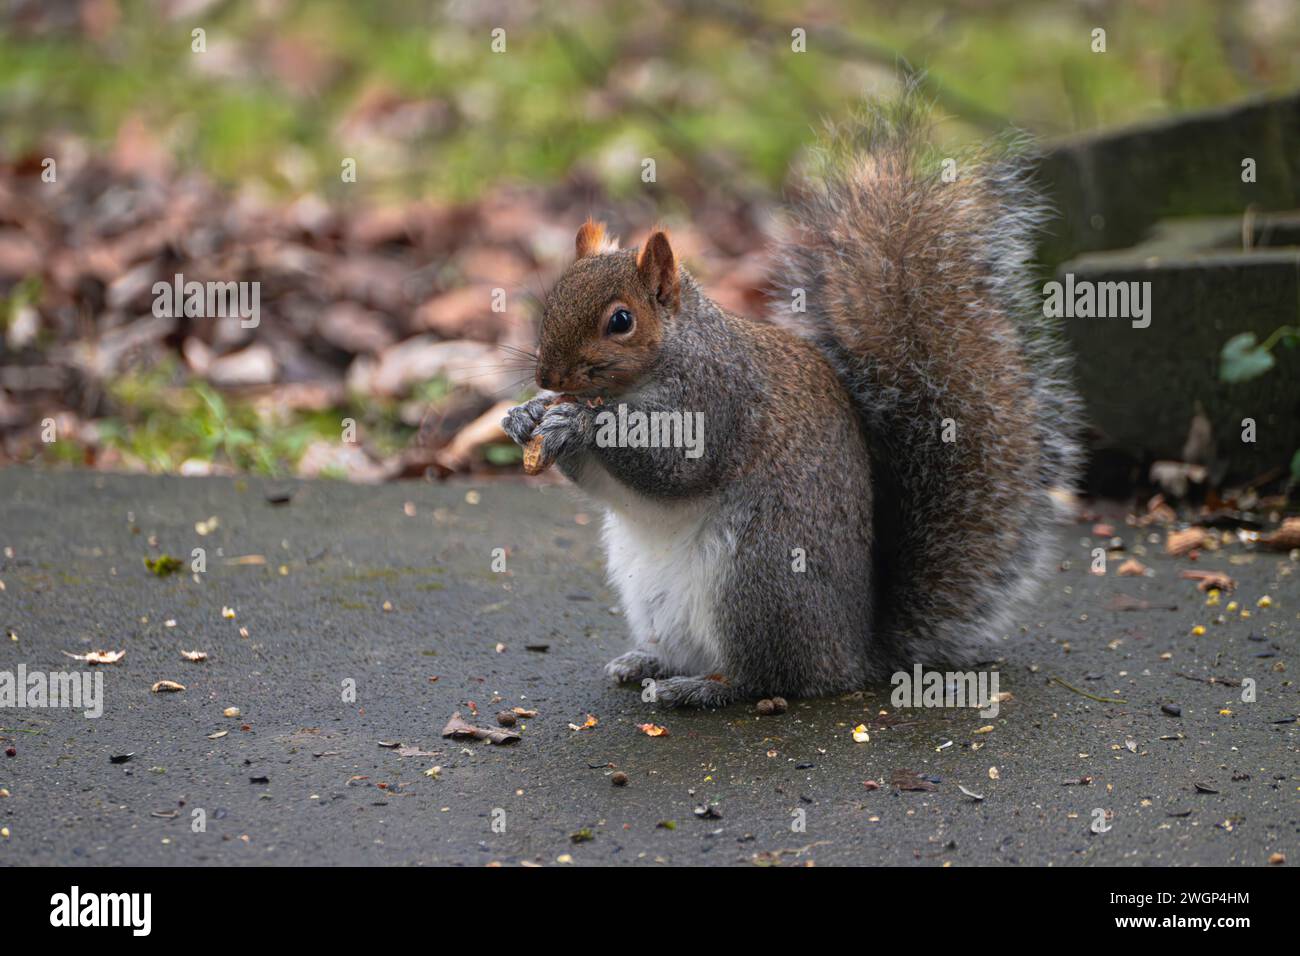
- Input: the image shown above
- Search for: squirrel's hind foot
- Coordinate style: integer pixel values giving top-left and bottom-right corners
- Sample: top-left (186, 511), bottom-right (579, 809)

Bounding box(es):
top-left (604, 649), bottom-right (665, 684)
top-left (649, 675), bottom-right (734, 709)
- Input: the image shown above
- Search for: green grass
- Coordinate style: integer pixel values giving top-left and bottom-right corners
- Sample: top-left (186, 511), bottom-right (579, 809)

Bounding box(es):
top-left (74, 361), bottom-right (414, 476)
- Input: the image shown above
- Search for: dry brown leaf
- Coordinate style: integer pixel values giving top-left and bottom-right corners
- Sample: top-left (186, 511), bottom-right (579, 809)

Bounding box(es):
top-left (1261, 517), bottom-right (1300, 552)
top-left (1179, 569), bottom-right (1236, 592)
top-left (1166, 527), bottom-right (1209, 557)
top-left (636, 723), bottom-right (669, 737)
top-left (441, 711), bottom-right (520, 745)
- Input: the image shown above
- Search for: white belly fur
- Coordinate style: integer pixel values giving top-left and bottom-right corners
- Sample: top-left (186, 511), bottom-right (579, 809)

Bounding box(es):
top-left (575, 462), bottom-right (730, 675)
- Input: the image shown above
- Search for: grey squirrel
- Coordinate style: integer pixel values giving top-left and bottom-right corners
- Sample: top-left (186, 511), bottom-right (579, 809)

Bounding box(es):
top-left (502, 94), bottom-right (1082, 708)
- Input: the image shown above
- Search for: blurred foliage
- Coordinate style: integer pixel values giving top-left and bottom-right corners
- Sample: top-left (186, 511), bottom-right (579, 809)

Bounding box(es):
top-left (90, 360), bottom-right (413, 475)
top-left (2, 0), bottom-right (1298, 203)
top-left (4, 0), bottom-right (1300, 479)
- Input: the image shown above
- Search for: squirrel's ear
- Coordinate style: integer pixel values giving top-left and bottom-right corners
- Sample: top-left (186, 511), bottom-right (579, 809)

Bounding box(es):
top-left (575, 219), bottom-right (614, 259)
top-left (637, 230), bottom-right (679, 311)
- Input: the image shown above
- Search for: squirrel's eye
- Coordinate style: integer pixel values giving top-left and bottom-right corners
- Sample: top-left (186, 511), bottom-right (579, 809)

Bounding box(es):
top-left (606, 308), bottom-right (634, 336)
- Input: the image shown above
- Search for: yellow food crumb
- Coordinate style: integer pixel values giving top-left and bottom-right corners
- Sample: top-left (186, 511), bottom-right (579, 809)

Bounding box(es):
top-left (1257, 595), bottom-right (1273, 608)
top-left (1191, 625), bottom-right (1206, 636)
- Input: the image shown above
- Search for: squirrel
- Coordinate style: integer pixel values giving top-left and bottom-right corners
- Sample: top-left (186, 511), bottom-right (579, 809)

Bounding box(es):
top-left (502, 93), bottom-right (1081, 708)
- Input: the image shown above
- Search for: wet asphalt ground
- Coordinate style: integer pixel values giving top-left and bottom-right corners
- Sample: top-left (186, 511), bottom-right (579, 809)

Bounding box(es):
top-left (0, 467), bottom-right (1295, 866)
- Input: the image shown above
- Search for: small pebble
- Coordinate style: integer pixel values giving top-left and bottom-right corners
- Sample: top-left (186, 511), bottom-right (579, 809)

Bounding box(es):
top-left (3, 746), bottom-right (14, 757)
top-left (1161, 703), bottom-right (1182, 717)
top-left (496, 711), bottom-right (517, 727)
top-left (611, 771), bottom-right (629, 787)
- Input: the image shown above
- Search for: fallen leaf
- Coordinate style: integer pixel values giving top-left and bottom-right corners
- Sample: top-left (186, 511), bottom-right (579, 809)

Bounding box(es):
top-left (151, 680), bottom-right (186, 693)
top-left (1260, 517), bottom-right (1300, 551)
top-left (636, 723), bottom-right (669, 737)
top-left (62, 649), bottom-right (125, 664)
top-left (441, 711), bottom-right (520, 745)
top-left (1180, 569), bottom-right (1236, 592)
top-left (144, 554), bottom-right (184, 577)
top-left (1166, 527), bottom-right (1209, 557)
top-left (397, 745), bottom-right (439, 758)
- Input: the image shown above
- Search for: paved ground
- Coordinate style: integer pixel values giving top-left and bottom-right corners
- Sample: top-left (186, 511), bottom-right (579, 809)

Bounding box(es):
top-left (0, 468), bottom-right (1295, 866)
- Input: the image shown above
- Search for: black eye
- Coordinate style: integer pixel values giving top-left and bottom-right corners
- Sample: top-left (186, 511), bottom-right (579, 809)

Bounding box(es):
top-left (606, 308), bottom-right (634, 336)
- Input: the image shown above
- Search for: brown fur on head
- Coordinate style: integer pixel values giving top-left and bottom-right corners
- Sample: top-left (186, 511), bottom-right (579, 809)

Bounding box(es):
top-left (535, 222), bottom-right (680, 396)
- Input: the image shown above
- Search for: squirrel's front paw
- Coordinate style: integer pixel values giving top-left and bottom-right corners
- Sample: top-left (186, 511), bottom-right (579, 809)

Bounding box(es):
top-left (501, 395), bottom-right (552, 446)
top-left (533, 399), bottom-right (591, 460)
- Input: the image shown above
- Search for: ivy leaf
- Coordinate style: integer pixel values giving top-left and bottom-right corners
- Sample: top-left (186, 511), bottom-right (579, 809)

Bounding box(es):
top-left (1219, 332), bottom-right (1275, 383)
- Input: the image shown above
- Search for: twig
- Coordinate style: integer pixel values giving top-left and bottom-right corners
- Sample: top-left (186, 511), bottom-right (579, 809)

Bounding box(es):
top-left (1049, 675), bottom-right (1128, 704)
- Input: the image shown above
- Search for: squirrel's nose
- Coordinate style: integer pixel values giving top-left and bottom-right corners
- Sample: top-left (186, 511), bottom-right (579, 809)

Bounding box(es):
top-left (537, 369), bottom-right (557, 390)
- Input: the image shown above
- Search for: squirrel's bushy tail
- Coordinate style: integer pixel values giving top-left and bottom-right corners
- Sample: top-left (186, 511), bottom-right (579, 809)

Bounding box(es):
top-left (772, 89), bottom-right (1082, 673)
